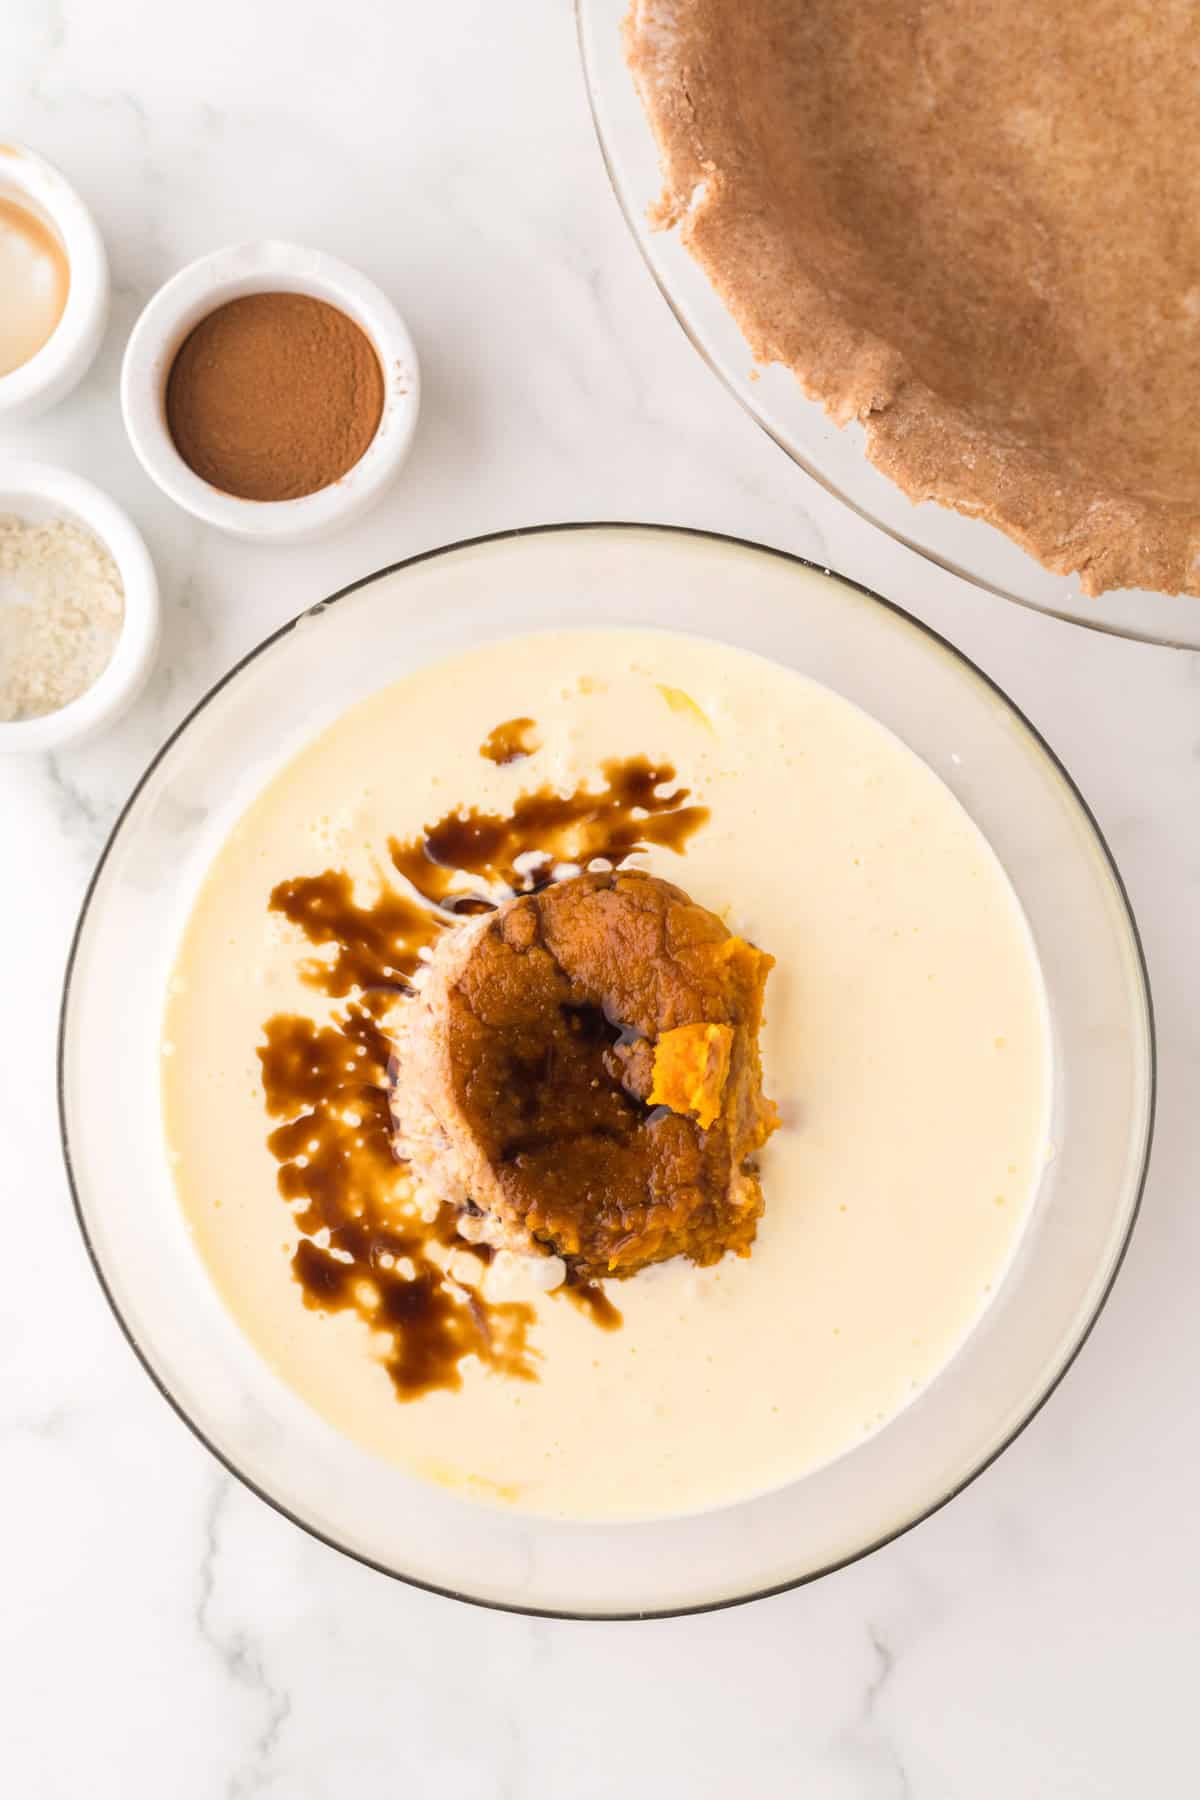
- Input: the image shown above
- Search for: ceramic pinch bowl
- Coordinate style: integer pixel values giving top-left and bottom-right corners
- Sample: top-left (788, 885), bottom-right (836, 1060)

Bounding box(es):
top-left (0, 143), bottom-right (110, 425)
top-left (120, 241), bottom-right (420, 546)
top-left (0, 460), bottom-right (160, 753)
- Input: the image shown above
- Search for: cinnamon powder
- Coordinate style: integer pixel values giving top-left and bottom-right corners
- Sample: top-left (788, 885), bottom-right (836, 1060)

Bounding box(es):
top-left (165, 292), bottom-right (384, 502)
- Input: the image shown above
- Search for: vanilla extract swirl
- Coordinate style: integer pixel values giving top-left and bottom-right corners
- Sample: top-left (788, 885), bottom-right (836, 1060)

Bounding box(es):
top-left (257, 750), bottom-right (709, 1396)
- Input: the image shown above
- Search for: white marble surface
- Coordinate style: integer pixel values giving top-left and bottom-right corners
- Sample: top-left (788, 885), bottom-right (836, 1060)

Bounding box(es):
top-left (1, 2), bottom-right (1197, 1793)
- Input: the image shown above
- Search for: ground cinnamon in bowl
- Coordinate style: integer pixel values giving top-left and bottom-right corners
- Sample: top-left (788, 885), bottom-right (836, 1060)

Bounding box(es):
top-left (165, 292), bottom-right (384, 502)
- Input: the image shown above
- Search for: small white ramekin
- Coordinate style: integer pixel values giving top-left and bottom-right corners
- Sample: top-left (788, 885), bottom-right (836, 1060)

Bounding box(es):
top-left (0, 461), bottom-right (160, 753)
top-left (121, 241), bottom-right (421, 545)
top-left (0, 144), bottom-right (110, 424)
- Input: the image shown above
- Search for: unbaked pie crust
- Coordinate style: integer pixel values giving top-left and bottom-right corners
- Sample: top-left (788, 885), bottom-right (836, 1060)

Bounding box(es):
top-left (626, 0), bottom-right (1200, 597)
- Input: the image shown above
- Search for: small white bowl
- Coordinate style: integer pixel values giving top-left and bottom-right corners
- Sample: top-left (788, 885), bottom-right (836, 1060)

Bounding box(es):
top-left (121, 241), bottom-right (420, 545)
top-left (0, 144), bottom-right (110, 424)
top-left (0, 461), bottom-right (160, 753)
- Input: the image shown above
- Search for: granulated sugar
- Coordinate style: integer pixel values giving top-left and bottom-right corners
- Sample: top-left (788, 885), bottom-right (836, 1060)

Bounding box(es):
top-left (0, 514), bottom-right (124, 722)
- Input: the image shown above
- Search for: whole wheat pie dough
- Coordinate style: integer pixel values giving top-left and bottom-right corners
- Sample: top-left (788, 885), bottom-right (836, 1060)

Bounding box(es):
top-left (626, 0), bottom-right (1200, 597)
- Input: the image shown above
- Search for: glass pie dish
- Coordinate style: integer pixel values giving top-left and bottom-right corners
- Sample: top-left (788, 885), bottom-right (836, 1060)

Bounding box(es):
top-left (577, 0), bottom-right (1200, 650)
top-left (59, 524), bottom-right (1153, 1617)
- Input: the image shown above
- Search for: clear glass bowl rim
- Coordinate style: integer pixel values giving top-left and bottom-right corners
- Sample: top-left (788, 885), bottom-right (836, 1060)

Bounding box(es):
top-left (57, 522), bottom-right (1157, 1619)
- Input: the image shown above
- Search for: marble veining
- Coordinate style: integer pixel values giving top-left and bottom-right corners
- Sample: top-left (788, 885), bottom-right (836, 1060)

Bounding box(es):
top-left (1, 2), bottom-right (1197, 1796)
top-left (195, 1477), bottom-right (294, 1800)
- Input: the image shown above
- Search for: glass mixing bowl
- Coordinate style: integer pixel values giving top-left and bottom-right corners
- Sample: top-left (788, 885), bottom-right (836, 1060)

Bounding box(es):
top-left (59, 525), bottom-right (1153, 1617)
top-left (577, 0), bottom-right (1200, 650)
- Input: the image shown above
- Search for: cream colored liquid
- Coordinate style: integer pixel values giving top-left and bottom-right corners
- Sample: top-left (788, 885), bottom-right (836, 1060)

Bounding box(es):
top-left (162, 629), bottom-right (1051, 1521)
top-left (0, 196), bottom-right (69, 376)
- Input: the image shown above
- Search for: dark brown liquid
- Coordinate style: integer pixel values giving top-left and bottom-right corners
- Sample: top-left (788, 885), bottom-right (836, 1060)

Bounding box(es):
top-left (564, 1275), bottom-right (624, 1331)
top-left (268, 868), bottom-right (432, 1000)
top-left (480, 716), bottom-right (540, 764)
top-left (259, 1009), bottom-right (536, 1398)
top-left (259, 871), bottom-right (537, 1398)
top-left (256, 744), bottom-right (709, 1391)
top-left (389, 755), bottom-right (708, 906)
